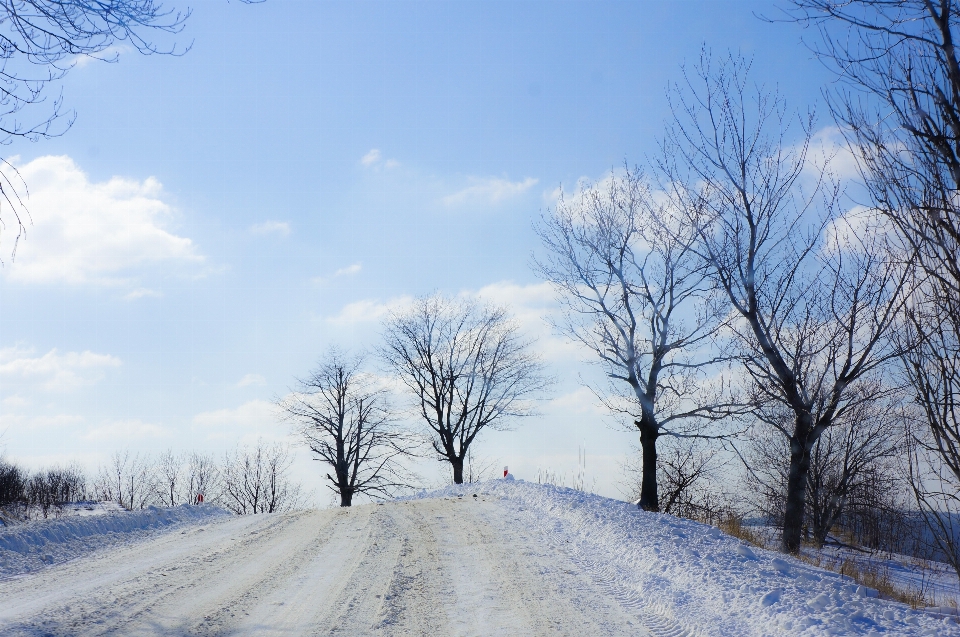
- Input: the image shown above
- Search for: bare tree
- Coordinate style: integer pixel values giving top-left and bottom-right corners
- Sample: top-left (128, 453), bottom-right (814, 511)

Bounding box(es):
top-left (0, 456), bottom-right (26, 513)
top-left (906, 417), bottom-right (960, 576)
top-left (805, 399), bottom-right (901, 548)
top-left (783, 0), bottom-right (960, 573)
top-left (463, 448), bottom-right (499, 484)
top-left (93, 450), bottom-right (153, 510)
top-left (901, 305), bottom-right (960, 577)
top-left (381, 295), bottom-right (548, 484)
top-left (742, 383), bottom-right (901, 548)
top-left (26, 464), bottom-right (87, 518)
top-left (623, 436), bottom-right (725, 520)
top-left (185, 451), bottom-right (218, 505)
top-left (535, 166), bottom-right (740, 511)
top-left (221, 441), bottom-right (302, 515)
top-left (664, 52), bottom-right (907, 553)
top-left (281, 349), bottom-right (415, 506)
top-left (153, 449), bottom-right (185, 507)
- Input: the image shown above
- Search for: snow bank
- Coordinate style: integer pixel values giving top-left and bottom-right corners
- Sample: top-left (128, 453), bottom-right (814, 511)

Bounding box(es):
top-left (409, 480), bottom-right (960, 637)
top-left (0, 504), bottom-right (230, 578)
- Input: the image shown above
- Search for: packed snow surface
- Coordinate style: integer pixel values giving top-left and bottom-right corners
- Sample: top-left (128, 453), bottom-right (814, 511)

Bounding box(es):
top-left (0, 480), bottom-right (956, 636)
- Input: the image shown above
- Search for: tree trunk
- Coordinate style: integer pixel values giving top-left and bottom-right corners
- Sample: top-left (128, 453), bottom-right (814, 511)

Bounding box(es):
top-left (335, 461), bottom-right (353, 507)
top-left (637, 420), bottom-right (659, 512)
top-left (451, 457), bottom-right (464, 484)
top-left (783, 426), bottom-right (813, 553)
top-left (811, 515), bottom-right (827, 549)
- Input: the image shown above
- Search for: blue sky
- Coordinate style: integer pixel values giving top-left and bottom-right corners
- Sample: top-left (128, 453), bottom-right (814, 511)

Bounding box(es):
top-left (0, 1), bottom-right (835, 501)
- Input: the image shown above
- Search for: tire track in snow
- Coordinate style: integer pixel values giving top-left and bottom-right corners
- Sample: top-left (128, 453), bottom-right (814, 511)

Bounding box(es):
top-left (194, 506), bottom-right (396, 636)
top-left (184, 509), bottom-right (359, 636)
top-left (0, 512), bottom-right (275, 632)
top-left (424, 498), bottom-right (537, 636)
top-left (374, 501), bottom-right (458, 635)
top-left (420, 495), bottom-right (648, 636)
top-left (0, 510), bottom-right (336, 636)
top-left (311, 505), bottom-right (412, 635)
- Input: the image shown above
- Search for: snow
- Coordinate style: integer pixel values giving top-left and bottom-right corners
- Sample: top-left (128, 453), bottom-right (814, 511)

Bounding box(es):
top-left (0, 503), bottom-right (230, 578)
top-left (0, 480), bottom-right (957, 636)
top-left (738, 523), bottom-right (960, 611)
top-left (408, 480), bottom-right (960, 636)
top-left (0, 500), bottom-right (128, 525)
top-left (803, 543), bottom-right (960, 612)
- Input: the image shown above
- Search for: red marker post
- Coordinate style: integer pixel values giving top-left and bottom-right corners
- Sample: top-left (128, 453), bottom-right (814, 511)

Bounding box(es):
top-left (503, 466), bottom-right (508, 478)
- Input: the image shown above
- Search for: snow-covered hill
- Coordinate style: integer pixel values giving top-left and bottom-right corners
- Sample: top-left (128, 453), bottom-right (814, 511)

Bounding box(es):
top-left (0, 480), bottom-right (956, 636)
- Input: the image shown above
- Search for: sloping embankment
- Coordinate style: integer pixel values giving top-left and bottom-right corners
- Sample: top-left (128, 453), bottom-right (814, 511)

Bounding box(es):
top-left (0, 504), bottom-right (229, 577)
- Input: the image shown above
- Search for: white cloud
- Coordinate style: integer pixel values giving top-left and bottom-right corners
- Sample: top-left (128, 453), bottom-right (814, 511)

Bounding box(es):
top-left (249, 220), bottom-right (291, 236)
top-left (326, 296), bottom-right (414, 326)
top-left (546, 387), bottom-right (605, 416)
top-left (822, 204), bottom-right (892, 256)
top-left (543, 185), bottom-right (564, 207)
top-left (443, 176), bottom-right (539, 207)
top-left (808, 126), bottom-right (861, 182)
top-left (325, 282), bottom-right (584, 363)
top-left (72, 44), bottom-right (133, 69)
top-left (84, 419), bottom-right (167, 441)
top-left (469, 281), bottom-right (585, 363)
top-left (312, 262), bottom-right (363, 285)
top-left (472, 280), bottom-right (555, 310)
top-left (124, 287), bottom-right (161, 300)
top-left (333, 263), bottom-right (362, 277)
top-left (0, 412), bottom-right (84, 431)
top-left (1, 155), bottom-right (202, 286)
top-left (236, 373), bottom-right (266, 387)
top-left (192, 400), bottom-right (279, 439)
top-left (361, 149), bottom-right (382, 166)
top-left (0, 345), bottom-right (122, 390)
top-left (360, 148), bottom-right (399, 170)
top-left (2, 395), bottom-right (27, 408)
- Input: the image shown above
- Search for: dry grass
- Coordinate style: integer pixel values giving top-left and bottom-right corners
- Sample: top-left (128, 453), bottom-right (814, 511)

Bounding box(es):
top-left (719, 516), bottom-right (768, 549)
top-left (840, 557), bottom-right (925, 607)
top-left (715, 517), bottom-right (939, 610)
top-left (796, 551), bottom-right (937, 609)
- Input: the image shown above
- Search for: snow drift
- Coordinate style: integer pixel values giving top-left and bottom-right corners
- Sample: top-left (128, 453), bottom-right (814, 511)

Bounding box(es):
top-left (0, 504), bottom-right (229, 578)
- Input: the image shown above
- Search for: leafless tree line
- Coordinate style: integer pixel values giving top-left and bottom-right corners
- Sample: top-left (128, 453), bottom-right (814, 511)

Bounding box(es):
top-left (0, 440), bottom-right (303, 523)
top-left (0, 458), bottom-right (87, 521)
top-left (768, 0), bottom-right (960, 574)
top-left (536, 45), bottom-right (941, 558)
top-left (218, 444), bottom-right (303, 515)
top-left (537, 1), bottom-right (960, 569)
top-left (92, 443), bottom-right (303, 515)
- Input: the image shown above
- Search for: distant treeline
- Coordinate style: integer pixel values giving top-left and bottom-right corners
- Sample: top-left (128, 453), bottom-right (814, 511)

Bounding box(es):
top-left (0, 441), bottom-right (302, 524)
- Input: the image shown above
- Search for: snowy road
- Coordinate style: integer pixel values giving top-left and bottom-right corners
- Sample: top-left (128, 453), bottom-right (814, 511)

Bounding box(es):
top-left (0, 495), bottom-right (652, 636)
